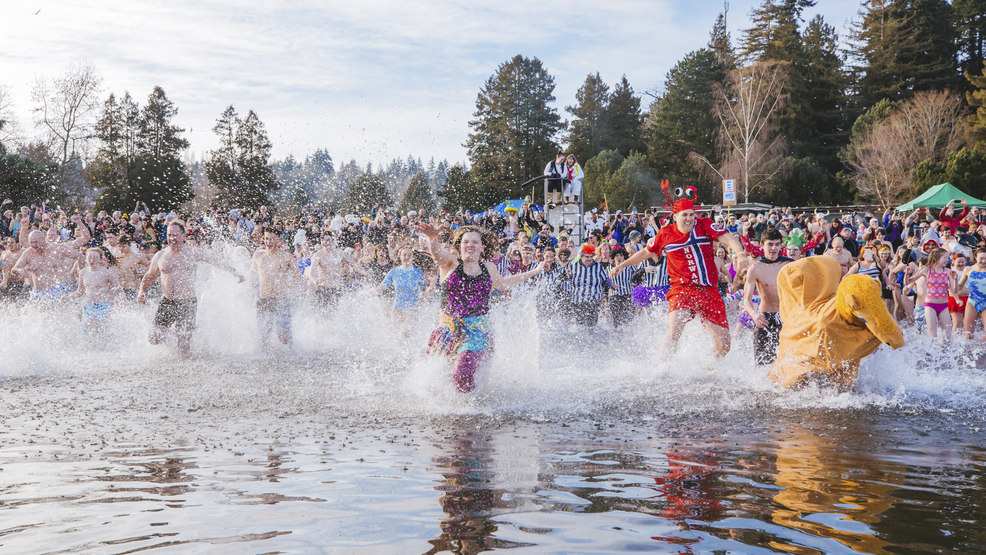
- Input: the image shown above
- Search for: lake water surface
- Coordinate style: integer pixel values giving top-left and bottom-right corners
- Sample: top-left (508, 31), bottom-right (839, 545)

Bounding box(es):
top-left (2, 277), bottom-right (985, 554)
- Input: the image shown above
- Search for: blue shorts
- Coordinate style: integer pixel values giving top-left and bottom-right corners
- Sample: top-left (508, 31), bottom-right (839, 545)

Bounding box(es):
top-left (31, 282), bottom-right (76, 304)
top-left (83, 302), bottom-right (112, 323)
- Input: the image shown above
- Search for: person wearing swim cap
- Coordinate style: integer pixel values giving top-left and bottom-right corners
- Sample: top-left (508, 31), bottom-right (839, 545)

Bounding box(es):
top-left (610, 198), bottom-right (744, 358)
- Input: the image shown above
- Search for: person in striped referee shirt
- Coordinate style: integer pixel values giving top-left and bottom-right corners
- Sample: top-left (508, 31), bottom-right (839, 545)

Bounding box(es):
top-left (565, 244), bottom-right (614, 326)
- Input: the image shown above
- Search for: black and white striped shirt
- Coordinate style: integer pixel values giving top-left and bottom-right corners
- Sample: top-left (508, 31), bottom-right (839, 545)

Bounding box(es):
top-left (495, 256), bottom-right (512, 277)
top-left (638, 256), bottom-right (670, 287)
top-left (610, 265), bottom-right (636, 296)
top-left (567, 260), bottom-right (613, 303)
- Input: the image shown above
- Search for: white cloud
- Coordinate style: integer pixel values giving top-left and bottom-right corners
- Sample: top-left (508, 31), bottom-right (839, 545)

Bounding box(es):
top-left (1, 0), bottom-right (860, 167)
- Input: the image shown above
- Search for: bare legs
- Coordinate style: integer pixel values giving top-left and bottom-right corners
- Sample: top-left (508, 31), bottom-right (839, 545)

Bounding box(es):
top-left (663, 309), bottom-right (731, 359)
top-left (148, 325), bottom-right (192, 358)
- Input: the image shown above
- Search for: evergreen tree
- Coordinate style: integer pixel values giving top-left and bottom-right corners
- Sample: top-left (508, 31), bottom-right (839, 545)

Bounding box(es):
top-left (851, 0), bottom-right (959, 109)
top-left (141, 87), bottom-right (189, 158)
top-left (793, 16), bottom-right (851, 171)
top-left (565, 73), bottom-right (610, 164)
top-left (344, 173), bottom-right (390, 214)
top-left (583, 151), bottom-right (656, 210)
top-left (911, 148), bottom-right (986, 197)
top-left (739, 0), bottom-right (814, 63)
top-left (465, 55), bottom-right (564, 200)
top-left (0, 140), bottom-right (60, 208)
top-left (647, 49), bottom-right (727, 185)
top-left (955, 0), bottom-right (986, 89)
top-left (438, 165), bottom-right (489, 212)
top-left (605, 76), bottom-right (645, 158)
top-left (92, 88), bottom-right (192, 212)
top-left (207, 106), bottom-right (280, 209)
top-left (968, 65), bottom-right (986, 150)
top-left (399, 172), bottom-right (437, 214)
top-left (708, 7), bottom-right (737, 67)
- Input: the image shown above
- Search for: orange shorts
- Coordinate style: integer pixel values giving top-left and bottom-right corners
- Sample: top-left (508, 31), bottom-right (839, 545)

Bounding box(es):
top-left (667, 284), bottom-right (729, 329)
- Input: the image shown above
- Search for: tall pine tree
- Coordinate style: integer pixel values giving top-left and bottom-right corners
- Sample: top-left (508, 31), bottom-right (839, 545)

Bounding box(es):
top-left (647, 49), bottom-right (727, 185)
top-left (605, 76), bottom-right (645, 158)
top-left (465, 55), bottom-right (564, 200)
top-left (851, 0), bottom-right (959, 110)
top-left (207, 106), bottom-right (280, 209)
top-left (565, 73), bottom-right (610, 164)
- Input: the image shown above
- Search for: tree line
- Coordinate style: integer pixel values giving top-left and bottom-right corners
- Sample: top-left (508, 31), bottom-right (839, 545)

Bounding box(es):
top-left (4, 0), bottom-right (986, 214)
top-left (459, 0), bottom-right (986, 210)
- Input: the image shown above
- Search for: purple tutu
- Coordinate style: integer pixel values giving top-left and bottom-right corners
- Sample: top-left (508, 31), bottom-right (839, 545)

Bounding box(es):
top-left (631, 285), bottom-right (670, 307)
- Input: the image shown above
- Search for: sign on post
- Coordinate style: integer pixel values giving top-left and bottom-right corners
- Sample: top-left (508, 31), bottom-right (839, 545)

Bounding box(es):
top-left (723, 179), bottom-right (737, 206)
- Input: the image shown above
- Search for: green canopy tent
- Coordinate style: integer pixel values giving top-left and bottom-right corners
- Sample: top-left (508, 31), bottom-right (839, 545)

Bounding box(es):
top-left (897, 182), bottom-right (986, 211)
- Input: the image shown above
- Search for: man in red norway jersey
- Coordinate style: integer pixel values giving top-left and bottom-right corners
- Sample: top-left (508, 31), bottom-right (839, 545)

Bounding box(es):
top-left (610, 199), bottom-right (744, 357)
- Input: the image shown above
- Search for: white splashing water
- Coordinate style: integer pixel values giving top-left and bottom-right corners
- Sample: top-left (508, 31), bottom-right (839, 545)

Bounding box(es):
top-left (3, 250), bottom-right (986, 418)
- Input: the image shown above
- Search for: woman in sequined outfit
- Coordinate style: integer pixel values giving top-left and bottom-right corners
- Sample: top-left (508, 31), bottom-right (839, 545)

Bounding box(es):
top-left (416, 223), bottom-right (543, 393)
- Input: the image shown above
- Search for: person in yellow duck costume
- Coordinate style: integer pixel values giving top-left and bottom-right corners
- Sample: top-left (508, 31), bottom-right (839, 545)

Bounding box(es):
top-left (768, 256), bottom-right (905, 391)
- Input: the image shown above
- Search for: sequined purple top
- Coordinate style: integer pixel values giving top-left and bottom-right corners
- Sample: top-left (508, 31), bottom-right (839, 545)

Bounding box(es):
top-left (442, 262), bottom-right (492, 318)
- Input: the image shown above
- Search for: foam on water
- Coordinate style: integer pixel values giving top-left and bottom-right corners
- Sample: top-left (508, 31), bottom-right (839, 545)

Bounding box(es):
top-left (3, 254), bottom-right (986, 419)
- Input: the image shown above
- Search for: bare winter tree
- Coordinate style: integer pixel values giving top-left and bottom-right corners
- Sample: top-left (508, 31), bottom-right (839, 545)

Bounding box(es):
top-left (847, 90), bottom-right (967, 208)
top-left (0, 84), bottom-right (26, 146)
top-left (696, 61), bottom-right (788, 202)
top-left (846, 121), bottom-right (913, 209)
top-left (893, 89), bottom-right (966, 165)
top-left (31, 61), bottom-right (103, 165)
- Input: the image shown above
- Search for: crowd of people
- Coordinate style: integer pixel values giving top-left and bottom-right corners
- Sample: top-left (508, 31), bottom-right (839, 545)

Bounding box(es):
top-left (1, 191), bottom-right (982, 392)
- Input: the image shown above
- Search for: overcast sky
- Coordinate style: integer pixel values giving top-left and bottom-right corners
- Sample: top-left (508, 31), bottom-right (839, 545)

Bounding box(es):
top-left (2, 0), bottom-right (860, 167)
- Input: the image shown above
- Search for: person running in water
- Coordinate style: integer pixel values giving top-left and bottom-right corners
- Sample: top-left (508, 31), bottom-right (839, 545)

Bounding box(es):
top-left (378, 246), bottom-right (428, 337)
top-left (416, 223), bottom-right (543, 394)
top-left (12, 214), bottom-right (91, 304)
top-left (610, 197), bottom-right (744, 358)
top-left (743, 228), bottom-right (792, 366)
top-left (69, 247), bottom-right (124, 336)
top-left (957, 248), bottom-right (986, 340)
top-left (137, 221), bottom-right (245, 357)
top-left (251, 229), bottom-right (303, 350)
top-left (307, 232), bottom-right (363, 310)
top-left (905, 248), bottom-right (956, 341)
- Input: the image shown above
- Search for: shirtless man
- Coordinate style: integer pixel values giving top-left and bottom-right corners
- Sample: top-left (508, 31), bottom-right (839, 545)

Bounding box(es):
top-left (137, 221), bottom-right (244, 357)
top-left (70, 248), bottom-right (124, 336)
top-left (744, 229), bottom-right (792, 366)
top-left (250, 229), bottom-right (302, 349)
top-left (113, 235), bottom-right (150, 301)
top-left (307, 232), bottom-right (363, 309)
top-left (12, 214), bottom-right (91, 304)
top-left (824, 236), bottom-right (853, 278)
top-left (1, 237), bottom-right (26, 302)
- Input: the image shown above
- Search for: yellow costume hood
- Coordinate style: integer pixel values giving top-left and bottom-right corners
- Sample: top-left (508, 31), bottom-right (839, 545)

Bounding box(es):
top-left (769, 256), bottom-right (905, 390)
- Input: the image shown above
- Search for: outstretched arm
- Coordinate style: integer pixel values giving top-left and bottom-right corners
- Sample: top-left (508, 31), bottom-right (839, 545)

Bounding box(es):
top-left (610, 245), bottom-right (653, 277)
top-left (416, 223), bottom-right (458, 270)
top-left (196, 247), bottom-right (245, 282)
top-left (488, 260), bottom-right (542, 290)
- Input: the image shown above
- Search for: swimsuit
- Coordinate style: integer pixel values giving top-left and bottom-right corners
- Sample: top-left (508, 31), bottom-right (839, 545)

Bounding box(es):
top-left (256, 297), bottom-right (291, 333)
top-left (667, 284), bottom-right (729, 329)
top-left (967, 270), bottom-right (986, 313)
top-left (754, 312), bottom-right (783, 366)
top-left (153, 297), bottom-right (197, 331)
top-left (30, 282), bottom-right (76, 304)
top-left (925, 268), bottom-right (949, 315)
top-left (83, 301), bottom-right (111, 323)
